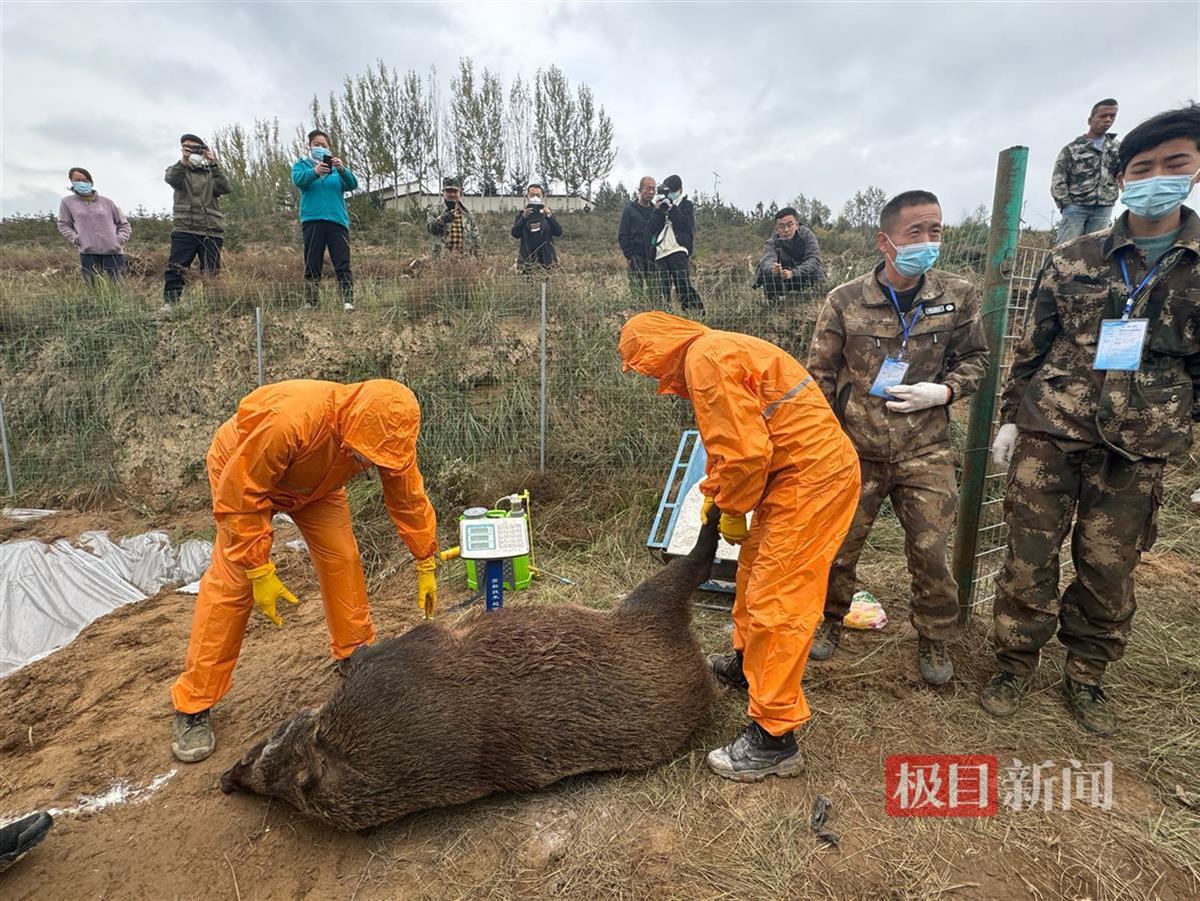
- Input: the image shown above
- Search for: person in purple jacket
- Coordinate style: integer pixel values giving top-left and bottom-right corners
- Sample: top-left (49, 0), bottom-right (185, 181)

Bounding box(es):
top-left (57, 167), bottom-right (131, 284)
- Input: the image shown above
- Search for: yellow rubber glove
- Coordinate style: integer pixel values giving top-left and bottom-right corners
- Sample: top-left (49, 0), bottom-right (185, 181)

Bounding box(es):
top-left (719, 513), bottom-right (750, 545)
top-left (416, 556), bottom-right (437, 619)
top-left (244, 561), bottom-right (299, 627)
top-left (700, 495), bottom-right (715, 524)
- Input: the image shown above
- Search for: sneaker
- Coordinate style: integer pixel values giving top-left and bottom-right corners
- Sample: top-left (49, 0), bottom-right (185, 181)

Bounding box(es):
top-left (707, 649), bottom-right (749, 691)
top-left (706, 722), bottom-right (805, 783)
top-left (918, 637), bottom-right (954, 685)
top-left (171, 710), bottom-right (215, 763)
top-left (0, 811), bottom-right (53, 875)
top-left (808, 618), bottom-right (842, 661)
top-left (978, 670), bottom-right (1025, 717)
top-left (1061, 674), bottom-right (1117, 735)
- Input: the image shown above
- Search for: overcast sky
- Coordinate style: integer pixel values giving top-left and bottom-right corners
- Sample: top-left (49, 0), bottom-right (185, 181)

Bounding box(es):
top-left (2, 1), bottom-right (1197, 228)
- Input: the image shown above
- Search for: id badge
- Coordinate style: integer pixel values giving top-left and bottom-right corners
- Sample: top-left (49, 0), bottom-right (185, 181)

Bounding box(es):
top-left (869, 356), bottom-right (910, 398)
top-left (1092, 318), bottom-right (1148, 371)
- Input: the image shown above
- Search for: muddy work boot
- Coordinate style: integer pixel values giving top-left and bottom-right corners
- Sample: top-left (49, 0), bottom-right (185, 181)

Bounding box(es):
top-left (1061, 674), bottom-right (1117, 735)
top-left (707, 722), bottom-right (804, 782)
top-left (707, 649), bottom-right (749, 691)
top-left (807, 618), bottom-right (842, 661)
top-left (172, 710), bottom-right (215, 763)
top-left (978, 670), bottom-right (1025, 717)
top-left (917, 637), bottom-right (954, 685)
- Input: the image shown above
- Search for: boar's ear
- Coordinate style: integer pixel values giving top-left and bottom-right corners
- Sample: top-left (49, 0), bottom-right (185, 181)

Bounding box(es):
top-left (293, 743), bottom-right (328, 792)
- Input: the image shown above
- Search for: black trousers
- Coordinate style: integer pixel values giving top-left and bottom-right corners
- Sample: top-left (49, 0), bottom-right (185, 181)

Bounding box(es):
top-left (80, 253), bottom-right (126, 285)
top-left (656, 252), bottom-right (703, 313)
top-left (627, 256), bottom-right (656, 296)
top-left (302, 220), bottom-right (353, 301)
top-left (760, 273), bottom-right (820, 301)
top-left (163, 232), bottom-right (223, 301)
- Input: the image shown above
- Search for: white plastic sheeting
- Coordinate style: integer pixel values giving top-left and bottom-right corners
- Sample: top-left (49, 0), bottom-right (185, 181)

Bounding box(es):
top-left (1, 508), bottom-right (59, 522)
top-left (0, 530), bottom-right (212, 677)
top-left (665, 482), bottom-right (752, 561)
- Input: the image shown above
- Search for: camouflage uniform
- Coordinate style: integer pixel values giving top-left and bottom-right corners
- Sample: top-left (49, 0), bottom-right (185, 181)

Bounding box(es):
top-left (426, 203), bottom-right (481, 258)
top-left (808, 266), bottom-right (988, 636)
top-left (1052, 134), bottom-right (1120, 243)
top-left (995, 208), bottom-right (1200, 683)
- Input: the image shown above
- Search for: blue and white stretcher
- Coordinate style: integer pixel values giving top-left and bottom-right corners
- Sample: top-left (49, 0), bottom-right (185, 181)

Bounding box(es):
top-left (646, 430), bottom-right (752, 594)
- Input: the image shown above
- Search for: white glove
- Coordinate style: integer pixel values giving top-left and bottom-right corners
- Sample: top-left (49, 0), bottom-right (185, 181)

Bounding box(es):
top-left (885, 382), bottom-right (950, 413)
top-left (991, 423), bottom-right (1018, 469)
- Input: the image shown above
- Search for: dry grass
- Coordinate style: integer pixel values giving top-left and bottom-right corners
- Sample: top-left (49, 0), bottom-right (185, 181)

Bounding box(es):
top-left (296, 470), bottom-right (1200, 900)
top-left (1, 226), bottom-right (1197, 897)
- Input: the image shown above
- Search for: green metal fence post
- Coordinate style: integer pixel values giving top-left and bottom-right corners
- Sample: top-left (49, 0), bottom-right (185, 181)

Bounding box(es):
top-left (953, 145), bottom-right (1028, 620)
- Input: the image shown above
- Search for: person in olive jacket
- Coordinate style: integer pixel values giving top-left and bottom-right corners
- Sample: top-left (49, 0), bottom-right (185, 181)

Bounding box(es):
top-left (163, 133), bottom-right (231, 308)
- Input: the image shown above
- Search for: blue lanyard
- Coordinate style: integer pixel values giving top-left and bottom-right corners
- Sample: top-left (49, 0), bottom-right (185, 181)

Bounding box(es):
top-left (885, 285), bottom-right (924, 354)
top-left (1117, 252), bottom-right (1161, 320)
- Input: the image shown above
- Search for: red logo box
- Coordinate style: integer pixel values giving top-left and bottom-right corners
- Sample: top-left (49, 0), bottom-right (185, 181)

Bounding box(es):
top-left (885, 754), bottom-right (999, 817)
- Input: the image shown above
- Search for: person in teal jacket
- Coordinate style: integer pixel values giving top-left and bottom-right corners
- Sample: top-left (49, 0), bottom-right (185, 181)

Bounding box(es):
top-left (291, 130), bottom-right (359, 309)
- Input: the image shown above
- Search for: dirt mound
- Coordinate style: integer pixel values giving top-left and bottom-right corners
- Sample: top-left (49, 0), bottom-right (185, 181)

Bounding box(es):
top-left (2, 528), bottom-right (1198, 899)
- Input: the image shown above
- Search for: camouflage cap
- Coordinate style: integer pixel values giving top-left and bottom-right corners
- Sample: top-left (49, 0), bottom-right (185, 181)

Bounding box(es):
top-left (442, 176), bottom-right (462, 190)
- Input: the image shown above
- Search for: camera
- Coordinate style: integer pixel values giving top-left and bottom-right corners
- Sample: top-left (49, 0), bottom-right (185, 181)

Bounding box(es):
top-left (654, 186), bottom-right (673, 209)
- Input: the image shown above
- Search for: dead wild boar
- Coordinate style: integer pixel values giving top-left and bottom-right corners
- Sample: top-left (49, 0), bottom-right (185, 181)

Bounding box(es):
top-left (219, 506), bottom-right (721, 830)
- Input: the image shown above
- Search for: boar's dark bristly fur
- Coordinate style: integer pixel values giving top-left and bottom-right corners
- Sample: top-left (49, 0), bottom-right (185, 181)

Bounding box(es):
top-left (219, 505), bottom-right (723, 830)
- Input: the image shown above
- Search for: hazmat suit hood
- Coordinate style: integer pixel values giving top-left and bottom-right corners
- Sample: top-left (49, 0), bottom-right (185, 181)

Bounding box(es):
top-left (333, 380), bottom-right (421, 472)
top-left (618, 312), bottom-right (711, 398)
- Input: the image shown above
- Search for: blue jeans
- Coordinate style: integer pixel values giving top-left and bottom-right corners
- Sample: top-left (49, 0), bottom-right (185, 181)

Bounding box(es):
top-left (1056, 204), bottom-right (1113, 244)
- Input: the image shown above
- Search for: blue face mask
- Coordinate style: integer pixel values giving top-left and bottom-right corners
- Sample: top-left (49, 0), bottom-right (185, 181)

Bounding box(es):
top-left (311, 146), bottom-right (331, 162)
top-left (888, 238), bottom-right (941, 277)
top-left (1120, 173), bottom-right (1196, 221)
top-left (71, 181), bottom-right (93, 196)
top-left (668, 190), bottom-right (681, 203)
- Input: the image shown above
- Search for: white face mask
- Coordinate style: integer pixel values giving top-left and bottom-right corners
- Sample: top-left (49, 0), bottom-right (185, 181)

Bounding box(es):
top-left (188, 153), bottom-right (208, 168)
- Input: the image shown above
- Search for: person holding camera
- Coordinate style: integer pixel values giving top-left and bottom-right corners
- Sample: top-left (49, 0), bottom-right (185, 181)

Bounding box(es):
top-left (618, 176), bottom-right (658, 296)
top-left (511, 183), bottom-right (562, 273)
top-left (57, 166), bottom-right (131, 285)
top-left (648, 174), bottom-right (703, 313)
top-left (291, 129), bottom-right (359, 310)
top-left (427, 176), bottom-right (481, 258)
top-left (754, 207), bottom-right (825, 300)
top-left (163, 133), bottom-right (231, 310)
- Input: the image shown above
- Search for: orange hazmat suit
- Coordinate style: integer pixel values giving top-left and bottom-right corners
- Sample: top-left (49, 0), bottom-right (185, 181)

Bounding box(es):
top-left (171, 379), bottom-right (438, 714)
top-left (620, 313), bottom-right (860, 735)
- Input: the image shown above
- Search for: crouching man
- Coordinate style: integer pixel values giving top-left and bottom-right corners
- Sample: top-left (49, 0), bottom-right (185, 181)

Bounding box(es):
top-left (620, 312), bottom-right (860, 781)
top-left (754, 207), bottom-right (825, 299)
top-left (170, 379), bottom-right (439, 762)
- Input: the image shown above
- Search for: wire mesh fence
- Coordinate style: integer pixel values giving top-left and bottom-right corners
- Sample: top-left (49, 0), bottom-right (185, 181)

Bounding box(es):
top-left (966, 243), bottom-right (1052, 606)
top-left (0, 221), bottom-right (1036, 602)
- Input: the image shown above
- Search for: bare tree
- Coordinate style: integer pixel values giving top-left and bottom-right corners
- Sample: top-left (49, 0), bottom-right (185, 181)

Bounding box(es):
top-left (573, 84), bottom-right (616, 200)
top-left (840, 185), bottom-right (888, 230)
top-left (398, 67), bottom-right (437, 190)
top-left (505, 75), bottom-right (536, 194)
top-left (448, 58), bottom-right (478, 190)
top-left (535, 65), bottom-right (577, 194)
top-left (476, 69), bottom-right (505, 195)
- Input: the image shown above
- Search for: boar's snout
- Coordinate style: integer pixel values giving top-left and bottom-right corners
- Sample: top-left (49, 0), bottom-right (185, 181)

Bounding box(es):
top-left (219, 740), bottom-right (266, 794)
top-left (218, 764), bottom-right (242, 795)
